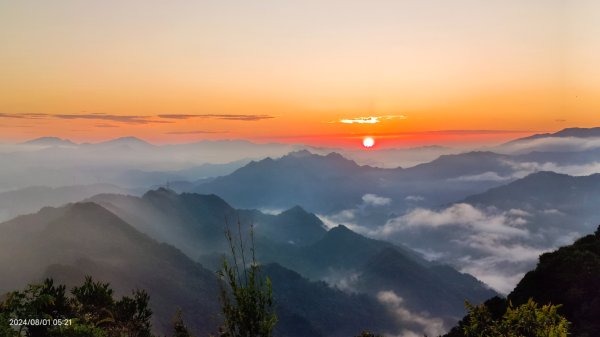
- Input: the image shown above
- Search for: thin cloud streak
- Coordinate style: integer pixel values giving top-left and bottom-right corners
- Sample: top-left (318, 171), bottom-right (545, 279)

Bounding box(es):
top-left (338, 115), bottom-right (406, 124)
top-left (54, 114), bottom-right (165, 124)
top-left (157, 114), bottom-right (275, 121)
top-left (0, 113), bottom-right (47, 119)
top-left (260, 129), bottom-right (537, 140)
top-left (0, 113), bottom-right (275, 125)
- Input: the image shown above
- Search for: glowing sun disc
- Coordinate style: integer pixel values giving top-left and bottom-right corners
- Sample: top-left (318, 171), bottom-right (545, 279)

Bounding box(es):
top-left (362, 137), bottom-right (375, 148)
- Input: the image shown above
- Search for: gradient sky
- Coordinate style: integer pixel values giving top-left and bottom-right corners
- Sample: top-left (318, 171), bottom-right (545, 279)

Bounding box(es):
top-left (1, 0), bottom-right (599, 148)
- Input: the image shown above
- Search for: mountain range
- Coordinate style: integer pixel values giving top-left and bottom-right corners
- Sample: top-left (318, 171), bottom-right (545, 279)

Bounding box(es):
top-left (3, 127), bottom-right (600, 335)
top-left (190, 150), bottom-right (517, 216)
top-left (89, 189), bottom-right (496, 324)
top-left (507, 127), bottom-right (600, 143)
top-left (0, 184), bottom-right (135, 222)
top-left (0, 201), bottom-right (403, 336)
top-left (0, 189), bottom-right (496, 335)
top-left (363, 170), bottom-right (600, 293)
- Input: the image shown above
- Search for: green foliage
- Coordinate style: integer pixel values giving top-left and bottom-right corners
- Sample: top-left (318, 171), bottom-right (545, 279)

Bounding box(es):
top-left (216, 220), bottom-right (277, 337)
top-left (112, 289), bottom-right (153, 337)
top-left (0, 278), bottom-right (71, 337)
top-left (71, 277), bottom-right (115, 328)
top-left (172, 309), bottom-right (193, 337)
top-left (0, 276), bottom-right (153, 337)
top-left (463, 298), bottom-right (570, 337)
top-left (0, 312), bottom-right (18, 337)
top-left (507, 226), bottom-right (600, 337)
top-left (48, 324), bottom-right (107, 337)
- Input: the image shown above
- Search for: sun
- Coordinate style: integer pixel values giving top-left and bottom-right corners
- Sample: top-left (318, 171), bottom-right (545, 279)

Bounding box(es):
top-left (362, 137), bottom-right (375, 148)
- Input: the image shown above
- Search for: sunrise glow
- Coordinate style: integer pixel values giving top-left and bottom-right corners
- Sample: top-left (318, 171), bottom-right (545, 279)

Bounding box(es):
top-left (363, 137), bottom-right (375, 148)
top-left (0, 1), bottom-right (598, 147)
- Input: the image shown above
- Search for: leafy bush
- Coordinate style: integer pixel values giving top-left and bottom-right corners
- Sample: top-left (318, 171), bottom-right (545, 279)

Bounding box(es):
top-left (216, 220), bottom-right (277, 337)
top-left (463, 298), bottom-right (569, 337)
top-left (0, 277), bottom-right (153, 337)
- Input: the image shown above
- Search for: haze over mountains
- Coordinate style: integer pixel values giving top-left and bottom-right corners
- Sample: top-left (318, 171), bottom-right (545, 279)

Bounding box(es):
top-left (2, 127), bottom-right (600, 335)
top-left (363, 171), bottom-right (600, 292)
top-left (0, 201), bottom-right (405, 337)
top-left (87, 189), bottom-right (495, 325)
top-left (0, 193), bottom-right (494, 336)
top-left (0, 184), bottom-right (134, 222)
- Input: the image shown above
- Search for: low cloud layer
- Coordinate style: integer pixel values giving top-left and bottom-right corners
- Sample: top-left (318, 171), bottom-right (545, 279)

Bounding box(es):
top-left (377, 290), bottom-right (445, 337)
top-left (449, 171), bottom-right (513, 182)
top-left (364, 203), bottom-right (575, 293)
top-left (499, 136), bottom-right (600, 154)
top-left (375, 203), bottom-right (529, 238)
top-left (318, 193), bottom-right (393, 230)
top-left (504, 160), bottom-right (600, 177)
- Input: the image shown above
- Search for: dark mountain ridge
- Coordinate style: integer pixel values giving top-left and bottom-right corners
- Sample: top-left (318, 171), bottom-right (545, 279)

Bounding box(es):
top-left (88, 189), bottom-right (328, 256)
top-left (0, 202), bottom-right (221, 335)
top-left (463, 171), bottom-right (600, 233)
top-left (191, 150), bottom-right (514, 214)
top-left (256, 224), bottom-right (497, 323)
top-left (0, 202), bottom-right (407, 337)
top-left (86, 189), bottom-right (496, 327)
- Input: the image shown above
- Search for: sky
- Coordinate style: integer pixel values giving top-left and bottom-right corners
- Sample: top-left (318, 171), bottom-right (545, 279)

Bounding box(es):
top-left (1, 0), bottom-right (599, 148)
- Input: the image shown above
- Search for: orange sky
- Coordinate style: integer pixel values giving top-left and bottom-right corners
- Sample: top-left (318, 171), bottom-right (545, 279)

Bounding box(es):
top-left (1, 0), bottom-right (599, 148)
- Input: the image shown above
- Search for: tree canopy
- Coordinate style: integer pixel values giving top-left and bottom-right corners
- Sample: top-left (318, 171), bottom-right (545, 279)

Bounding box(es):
top-left (0, 277), bottom-right (153, 337)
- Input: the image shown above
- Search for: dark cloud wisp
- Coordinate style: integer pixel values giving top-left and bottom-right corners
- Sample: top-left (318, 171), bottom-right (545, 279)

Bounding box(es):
top-left (157, 114), bottom-right (274, 121)
top-left (0, 113), bottom-right (275, 124)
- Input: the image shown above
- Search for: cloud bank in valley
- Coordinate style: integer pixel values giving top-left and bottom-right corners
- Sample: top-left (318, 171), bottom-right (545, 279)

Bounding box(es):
top-left (317, 193), bottom-right (393, 231)
top-left (503, 160), bottom-right (600, 177)
top-left (377, 290), bottom-right (445, 337)
top-left (334, 202), bottom-right (581, 293)
top-left (498, 136), bottom-right (600, 154)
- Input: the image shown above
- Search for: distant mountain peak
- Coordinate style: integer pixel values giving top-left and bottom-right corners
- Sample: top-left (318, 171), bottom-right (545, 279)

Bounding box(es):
top-left (142, 187), bottom-right (179, 201)
top-left (141, 189), bottom-right (234, 216)
top-left (316, 225), bottom-right (386, 252)
top-left (68, 201), bottom-right (108, 214)
top-left (277, 205), bottom-right (325, 227)
top-left (331, 224), bottom-right (351, 232)
top-left (326, 224), bottom-right (361, 239)
top-left (285, 149), bottom-right (313, 158)
top-left (324, 151), bottom-right (347, 160)
top-left (281, 205), bottom-right (309, 214)
top-left (22, 137), bottom-right (75, 146)
top-left (282, 150), bottom-right (353, 162)
top-left (96, 136), bottom-right (154, 147)
top-left (112, 136), bottom-right (147, 142)
top-left (503, 171), bottom-right (573, 186)
top-left (507, 126), bottom-right (600, 144)
top-left (59, 202), bottom-right (133, 231)
top-left (280, 150), bottom-right (361, 169)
